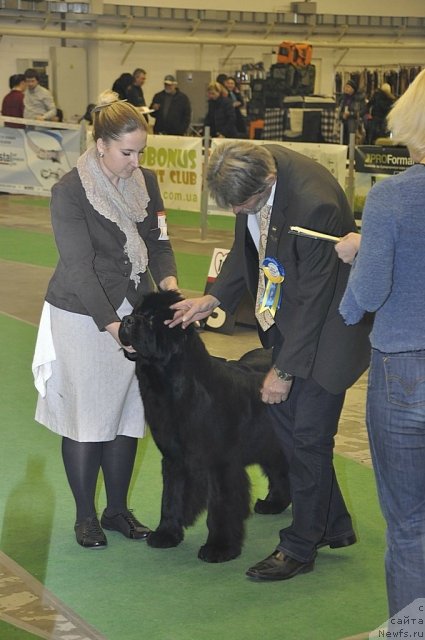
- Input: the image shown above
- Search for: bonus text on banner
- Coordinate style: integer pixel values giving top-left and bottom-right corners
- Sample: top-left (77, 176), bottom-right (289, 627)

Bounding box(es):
top-left (141, 135), bottom-right (202, 212)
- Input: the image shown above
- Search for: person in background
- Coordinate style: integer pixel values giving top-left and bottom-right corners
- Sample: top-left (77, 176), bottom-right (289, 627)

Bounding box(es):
top-left (149, 75), bottom-right (191, 135)
top-left (78, 103), bottom-right (96, 126)
top-left (204, 82), bottom-right (240, 139)
top-left (127, 68), bottom-right (147, 108)
top-left (363, 82), bottom-right (396, 145)
top-left (223, 76), bottom-right (247, 137)
top-left (1, 73), bottom-right (26, 127)
top-left (168, 141), bottom-right (371, 582)
top-left (339, 69), bottom-right (425, 620)
top-left (111, 72), bottom-right (133, 101)
top-left (32, 90), bottom-right (178, 549)
top-left (24, 68), bottom-right (57, 121)
top-left (338, 79), bottom-right (365, 145)
top-left (216, 73), bottom-right (228, 87)
top-left (215, 73), bottom-right (229, 97)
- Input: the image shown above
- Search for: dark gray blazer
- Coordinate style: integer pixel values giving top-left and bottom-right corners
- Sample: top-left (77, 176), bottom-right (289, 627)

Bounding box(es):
top-left (209, 144), bottom-right (372, 394)
top-left (45, 167), bottom-right (177, 331)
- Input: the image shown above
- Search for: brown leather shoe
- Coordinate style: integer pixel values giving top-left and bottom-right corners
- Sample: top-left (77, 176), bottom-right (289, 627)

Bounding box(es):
top-left (246, 550), bottom-right (315, 581)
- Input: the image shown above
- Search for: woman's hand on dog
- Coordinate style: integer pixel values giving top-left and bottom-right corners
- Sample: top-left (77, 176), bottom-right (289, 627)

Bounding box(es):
top-left (166, 294), bottom-right (220, 329)
top-left (261, 368), bottom-right (293, 404)
top-left (105, 321), bottom-right (136, 353)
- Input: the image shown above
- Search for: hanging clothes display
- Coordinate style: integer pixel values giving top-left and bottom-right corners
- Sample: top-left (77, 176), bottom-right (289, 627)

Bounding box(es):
top-left (335, 66), bottom-right (422, 101)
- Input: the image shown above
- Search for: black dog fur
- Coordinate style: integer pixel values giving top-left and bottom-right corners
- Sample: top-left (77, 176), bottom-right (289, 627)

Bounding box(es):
top-left (119, 290), bottom-right (290, 563)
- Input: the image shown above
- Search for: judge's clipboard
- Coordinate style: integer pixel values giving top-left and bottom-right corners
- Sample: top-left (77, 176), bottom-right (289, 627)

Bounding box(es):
top-left (289, 226), bottom-right (341, 243)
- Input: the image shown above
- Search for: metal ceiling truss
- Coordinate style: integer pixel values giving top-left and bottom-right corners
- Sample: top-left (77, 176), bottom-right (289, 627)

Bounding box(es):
top-left (0, 2), bottom-right (424, 48)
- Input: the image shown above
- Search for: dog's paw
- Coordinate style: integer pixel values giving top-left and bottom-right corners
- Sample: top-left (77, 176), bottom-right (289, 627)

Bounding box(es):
top-left (147, 529), bottom-right (183, 548)
top-left (198, 543), bottom-right (241, 563)
top-left (254, 497), bottom-right (290, 515)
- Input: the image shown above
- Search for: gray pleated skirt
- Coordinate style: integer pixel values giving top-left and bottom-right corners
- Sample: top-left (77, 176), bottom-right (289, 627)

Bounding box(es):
top-left (34, 300), bottom-right (145, 442)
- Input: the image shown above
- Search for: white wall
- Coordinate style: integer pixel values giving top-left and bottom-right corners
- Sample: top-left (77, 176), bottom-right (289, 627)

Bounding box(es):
top-left (1, 34), bottom-right (425, 120)
top-left (96, 41), bottom-right (264, 105)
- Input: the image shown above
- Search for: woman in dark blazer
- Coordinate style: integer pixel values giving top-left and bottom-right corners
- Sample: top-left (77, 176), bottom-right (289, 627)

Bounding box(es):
top-left (32, 91), bottom-right (178, 549)
top-left (204, 82), bottom-right (241, 139)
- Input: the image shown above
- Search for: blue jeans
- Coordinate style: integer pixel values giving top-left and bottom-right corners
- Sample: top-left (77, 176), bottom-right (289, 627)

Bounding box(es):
top-left (367, 349), bottom-right (425, 617)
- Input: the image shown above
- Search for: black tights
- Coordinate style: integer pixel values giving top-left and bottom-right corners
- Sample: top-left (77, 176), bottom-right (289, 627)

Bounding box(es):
top-left (61, 436), bottom-right (138, 522)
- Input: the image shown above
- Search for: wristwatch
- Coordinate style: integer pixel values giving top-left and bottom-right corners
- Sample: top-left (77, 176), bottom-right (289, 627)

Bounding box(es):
top-left (273, 365), bottom-right (294, 382)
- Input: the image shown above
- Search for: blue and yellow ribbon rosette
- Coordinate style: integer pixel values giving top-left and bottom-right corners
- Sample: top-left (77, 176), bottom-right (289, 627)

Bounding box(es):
top-left (259, 257), bottom-right (285, 318)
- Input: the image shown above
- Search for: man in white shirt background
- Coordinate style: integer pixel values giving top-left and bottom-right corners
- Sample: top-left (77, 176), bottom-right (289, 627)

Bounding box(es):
top-left (24, 68), bottom-right (57, 121)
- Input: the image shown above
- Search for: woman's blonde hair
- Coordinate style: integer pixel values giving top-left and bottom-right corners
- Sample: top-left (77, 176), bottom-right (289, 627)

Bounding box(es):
top-left (207, 82), bottom-right (223, 95)
top-left (92, 90), bottom-right (148, 143)
top-left (387, 70), bottom-right (425, 160)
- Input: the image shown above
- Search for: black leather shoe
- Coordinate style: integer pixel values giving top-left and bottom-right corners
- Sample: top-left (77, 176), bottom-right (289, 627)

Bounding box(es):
top-left (74, 516), bottom-right (107, 549)
top-left (316, 533), bottom-right (357, 549)
top-left (101, 509), bottom-right (151, 540)
top-left (246, 550), bottom-right (315, 581)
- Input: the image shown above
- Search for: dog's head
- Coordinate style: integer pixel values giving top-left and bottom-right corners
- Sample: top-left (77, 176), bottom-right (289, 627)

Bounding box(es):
top-left (119, 290), bottom-right (194, 363)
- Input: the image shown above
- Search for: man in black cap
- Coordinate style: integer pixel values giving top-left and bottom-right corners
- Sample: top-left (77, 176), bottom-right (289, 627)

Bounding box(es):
top-left (149, 75), bottom-right (191, 135)
top-left (338, 79), bottom-right (366, 145)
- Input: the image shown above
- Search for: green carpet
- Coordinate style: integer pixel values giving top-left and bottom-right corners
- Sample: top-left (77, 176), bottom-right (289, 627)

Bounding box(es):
top-left (9, 198), bottom-right (50, 209)
top-left (0, 621), bottom-right (38, 639)
top-left (0, 313), bottom-right (389, 640)
top-left (0, 226), bottom-right (210, 293)
top-left (0, 201), bottom-right (234, 293)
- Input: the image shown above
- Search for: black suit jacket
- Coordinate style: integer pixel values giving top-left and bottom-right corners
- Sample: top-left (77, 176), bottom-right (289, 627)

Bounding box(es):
top-left (209, 144), bottom-right (371, 394)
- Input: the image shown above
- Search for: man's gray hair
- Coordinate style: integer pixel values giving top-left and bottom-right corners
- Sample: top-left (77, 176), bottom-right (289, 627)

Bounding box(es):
top-left (207, 142), bottom-right (276, 208)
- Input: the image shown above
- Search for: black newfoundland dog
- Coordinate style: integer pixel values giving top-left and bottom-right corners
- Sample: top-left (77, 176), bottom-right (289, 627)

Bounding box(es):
top-left (119, 290), bottom-right (290, 563)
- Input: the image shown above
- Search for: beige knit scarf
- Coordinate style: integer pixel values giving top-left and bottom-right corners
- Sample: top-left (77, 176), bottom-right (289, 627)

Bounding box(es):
top-left (77, 146), bottom-right (150, 285)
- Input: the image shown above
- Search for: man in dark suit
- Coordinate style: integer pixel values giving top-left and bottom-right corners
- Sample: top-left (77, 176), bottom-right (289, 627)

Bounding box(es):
top-left (169, 141), bottom-right (371, 582)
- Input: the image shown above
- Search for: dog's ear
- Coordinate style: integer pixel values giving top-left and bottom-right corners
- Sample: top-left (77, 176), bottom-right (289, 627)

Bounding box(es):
top-left (123, 350), bottom-right (138, 362)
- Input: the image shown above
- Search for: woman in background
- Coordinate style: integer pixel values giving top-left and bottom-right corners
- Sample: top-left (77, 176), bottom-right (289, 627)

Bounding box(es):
top-left (223, 76), bottom-right (247, 137)
top-left (204, 81), bottom-right (240, 139)
top-left (363, 82), bottom-right (396, 144)
top-left (337, 79), bottom-right (365, 145)
top-left (111, 73), bottom-right (133, 101)
top-left (32, 91), bottom-right (178, 549)
top-left (339, 69), bottom-right (425, 619)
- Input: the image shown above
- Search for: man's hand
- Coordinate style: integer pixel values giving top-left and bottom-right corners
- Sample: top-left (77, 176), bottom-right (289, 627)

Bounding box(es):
top-left (335, 232), bottom-right (361, 265)
top-left (261, 367), bottom-right (293, 404)
top-left (166, 294), bottom-right (220, 329)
